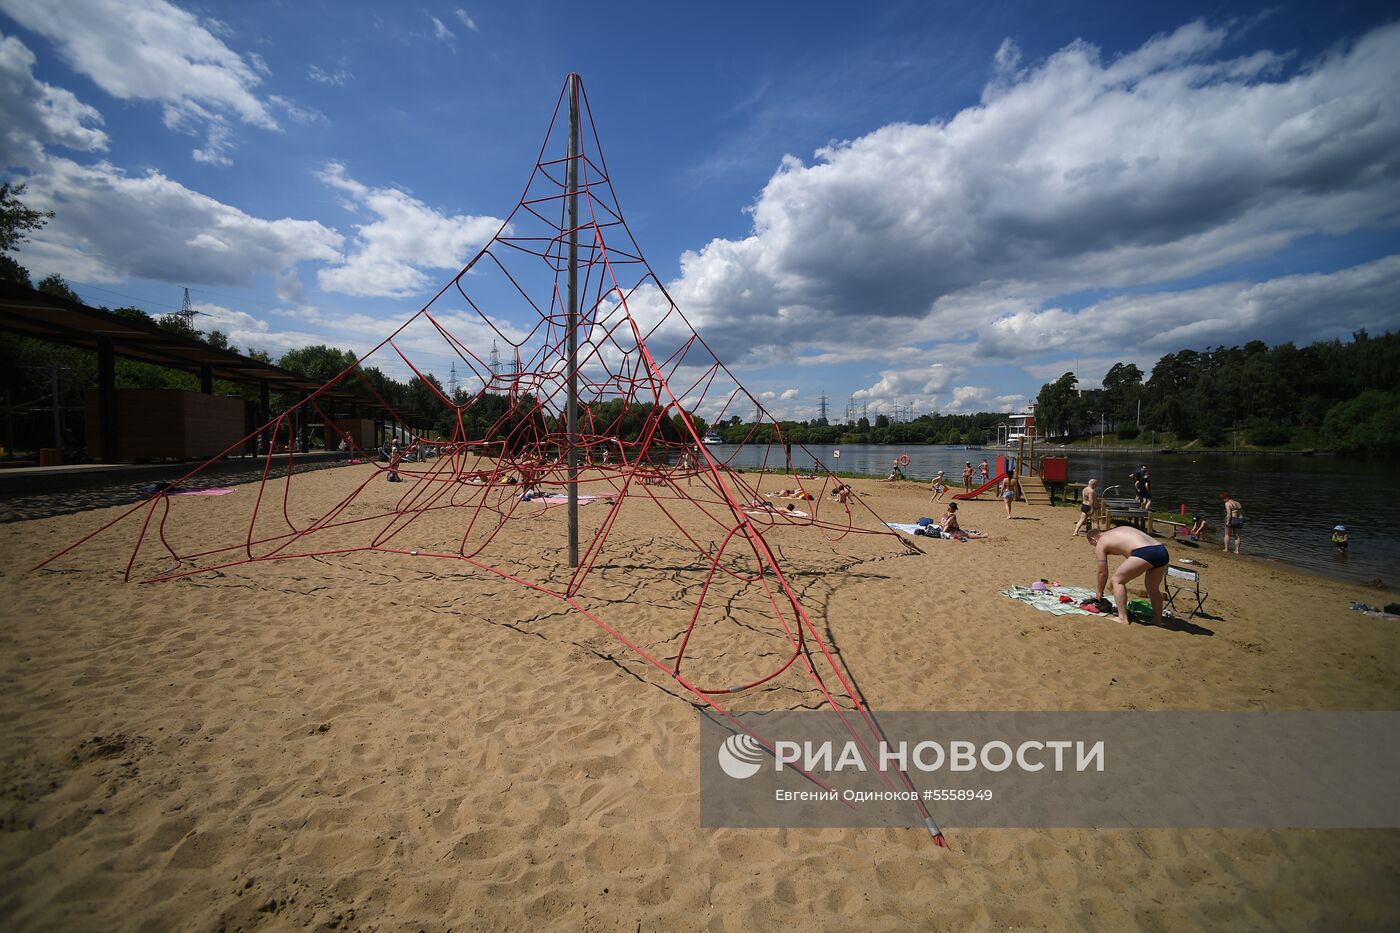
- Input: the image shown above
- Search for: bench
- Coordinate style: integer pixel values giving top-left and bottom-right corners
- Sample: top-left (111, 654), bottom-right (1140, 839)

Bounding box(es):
top-left (1164, 565), bottom-right (1209, 618)
top-left (1101, 496), bottom-right (1154, 532)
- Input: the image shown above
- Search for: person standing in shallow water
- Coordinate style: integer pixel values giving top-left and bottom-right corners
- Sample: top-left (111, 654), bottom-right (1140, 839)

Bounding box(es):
top-left (1134, 466), bottom-right (1152, 510)
top-left (963, 462), bottom-right (974, 490)
top-left (1221, 492), bottom-right (1244, 554)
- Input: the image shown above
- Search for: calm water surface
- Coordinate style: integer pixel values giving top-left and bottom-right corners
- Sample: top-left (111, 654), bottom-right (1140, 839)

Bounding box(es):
top-left (700, 443), bottom-right (1399, 589)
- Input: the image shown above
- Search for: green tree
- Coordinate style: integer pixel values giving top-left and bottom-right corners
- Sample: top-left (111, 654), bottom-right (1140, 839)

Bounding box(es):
top-left (278, 345), bottom-right (359, 386)
top-left (1322, 390), bottom-right (1400, 453)
top-left (0, 182), bottom-right (52, 287)
top-left (37, 273), bottom-right (80, 303)
top-left (205, 329), bottom-right (237, 353)
top-left (1101, 362), bottom-right (1143, 427)
top-left (1035, 372), bottom-right (1079, 437)
top-left (156, 313), bottom-right (202, 341)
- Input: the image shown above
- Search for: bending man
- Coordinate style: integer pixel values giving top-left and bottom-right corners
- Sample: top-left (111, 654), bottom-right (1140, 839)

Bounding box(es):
top-left (1085, 524), bottom-right (1169, 626)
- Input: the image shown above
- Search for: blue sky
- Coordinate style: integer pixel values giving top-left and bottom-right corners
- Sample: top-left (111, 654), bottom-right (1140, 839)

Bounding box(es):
top-left (2, 0), bottom-right (1398, 420)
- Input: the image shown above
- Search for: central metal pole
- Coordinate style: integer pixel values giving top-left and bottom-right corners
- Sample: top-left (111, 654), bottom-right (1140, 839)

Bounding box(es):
top-left (566, 74), bottom-right (580, 568)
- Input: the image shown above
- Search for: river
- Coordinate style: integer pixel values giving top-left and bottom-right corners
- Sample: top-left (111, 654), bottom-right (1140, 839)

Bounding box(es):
top-left (697, 443), bottom-right (1399, 590)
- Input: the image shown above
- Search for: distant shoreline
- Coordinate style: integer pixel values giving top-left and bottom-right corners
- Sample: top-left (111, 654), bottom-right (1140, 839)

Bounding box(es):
top-left (1028, 446), bottom-right (1334, 456)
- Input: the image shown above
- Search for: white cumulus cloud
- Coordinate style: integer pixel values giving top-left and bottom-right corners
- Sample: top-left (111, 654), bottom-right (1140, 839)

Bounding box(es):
top-left (661, 20), bottom-right (1400, 368)
top-left (316, 162), bottom-right (504, 298)
top-left (14, 157), bottom-right (343, 289)
top-left (0, 32), bottom-right (107, 169)
top-left (0, 0), bottom-right (295, 164)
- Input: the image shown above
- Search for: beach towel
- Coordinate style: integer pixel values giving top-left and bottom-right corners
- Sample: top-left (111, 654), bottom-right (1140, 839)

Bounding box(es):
top-left (885, 522), bottom-right (955, 539)
top-left (888, 522), bottom-right (986, 540)
top-left (532, 494), bottom-right (608, 505)
top-left (1001, 584), bottom-right (1104, 616)
top-left (1350, 602), bottom-right (1400, 620)
top-left (746, 508), bottom-right (809, 519)
top-left (886, 522), bottom-right (931, 537)
top-left (169, 487), bottom-right (236, 497)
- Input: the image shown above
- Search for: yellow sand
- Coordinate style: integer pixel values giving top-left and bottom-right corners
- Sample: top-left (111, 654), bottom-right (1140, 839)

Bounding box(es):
top-left (1, 467), bottom-right (1397, 930)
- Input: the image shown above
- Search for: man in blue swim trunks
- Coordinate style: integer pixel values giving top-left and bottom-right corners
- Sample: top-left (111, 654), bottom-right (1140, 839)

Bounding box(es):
top-left (1084, 524), bottom-right (1169, 626)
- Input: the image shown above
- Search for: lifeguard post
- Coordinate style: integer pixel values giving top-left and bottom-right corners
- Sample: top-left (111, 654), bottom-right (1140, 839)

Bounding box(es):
top-left (994, 404), bottom-right (1061, 506)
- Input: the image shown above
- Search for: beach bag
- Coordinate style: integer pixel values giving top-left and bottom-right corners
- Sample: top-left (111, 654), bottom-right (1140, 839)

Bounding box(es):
top-left (917, 517), bottom-right (934, 526)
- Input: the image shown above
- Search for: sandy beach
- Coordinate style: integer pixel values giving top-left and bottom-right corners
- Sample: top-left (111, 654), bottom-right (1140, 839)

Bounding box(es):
top-left (2, 465), bottom-right (1398, 930)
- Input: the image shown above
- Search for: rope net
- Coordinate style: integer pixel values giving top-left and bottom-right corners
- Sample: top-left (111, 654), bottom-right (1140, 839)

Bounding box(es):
top-left (38, 75), bottom-right (944, 844)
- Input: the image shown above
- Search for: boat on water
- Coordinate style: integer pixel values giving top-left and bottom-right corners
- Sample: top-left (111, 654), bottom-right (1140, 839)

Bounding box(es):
top-left (702, 431), bottom-right (723, 446)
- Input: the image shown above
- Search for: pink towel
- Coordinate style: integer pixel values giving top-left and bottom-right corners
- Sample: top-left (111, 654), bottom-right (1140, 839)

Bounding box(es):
top-left (170, 487), bottom-right (236, 497)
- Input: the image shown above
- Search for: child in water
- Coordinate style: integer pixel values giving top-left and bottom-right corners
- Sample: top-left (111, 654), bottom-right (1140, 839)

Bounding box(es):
top-left (1332, 524), bottom-right (1348, 553)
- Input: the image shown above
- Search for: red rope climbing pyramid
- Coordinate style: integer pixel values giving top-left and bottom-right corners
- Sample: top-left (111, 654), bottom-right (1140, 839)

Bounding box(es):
top-left (38, 75), bottom-right (946, 844)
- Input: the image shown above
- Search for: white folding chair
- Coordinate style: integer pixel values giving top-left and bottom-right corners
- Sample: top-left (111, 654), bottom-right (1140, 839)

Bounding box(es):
top-left (1164, 565), bottom-right (1209, 619)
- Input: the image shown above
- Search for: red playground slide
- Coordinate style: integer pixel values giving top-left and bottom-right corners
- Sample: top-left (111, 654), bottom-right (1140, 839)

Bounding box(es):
top-left (953, 471), bottom-right (1011, 501)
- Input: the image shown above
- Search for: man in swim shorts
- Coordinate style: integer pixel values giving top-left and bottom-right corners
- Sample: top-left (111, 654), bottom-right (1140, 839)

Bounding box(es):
top-left (1085, 524), bottom-right (1170, 626)
top-left (1073, 478), bottom-right (1099, 537)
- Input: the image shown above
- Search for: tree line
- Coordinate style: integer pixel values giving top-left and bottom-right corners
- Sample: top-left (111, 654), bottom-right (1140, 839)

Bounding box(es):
top-left (1034, 332), bottom-right (1400, 453)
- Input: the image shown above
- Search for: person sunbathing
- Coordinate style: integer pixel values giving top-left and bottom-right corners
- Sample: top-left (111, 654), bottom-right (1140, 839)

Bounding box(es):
top-left (939, 502), bottom-right (962, 534)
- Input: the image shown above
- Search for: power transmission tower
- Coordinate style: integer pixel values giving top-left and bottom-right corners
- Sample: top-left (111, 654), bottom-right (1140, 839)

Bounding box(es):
top-left (490, 340), bottom-right (501, 379)
top-left (178, 288), bottom-right (197, 330)
top-left (448, 362), bottom-right (459, 399)
top-left (161, 287), bottom-right (203, 334)
top-left (845, 397), bottom-right (856, 425)
top-left (816, 390), bottom-right (829, 426)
